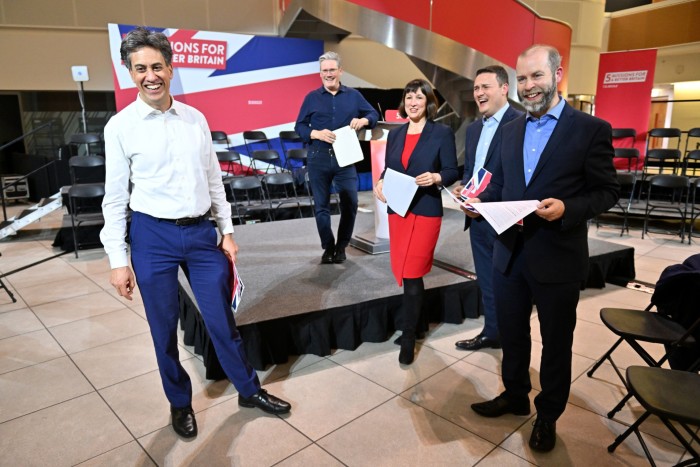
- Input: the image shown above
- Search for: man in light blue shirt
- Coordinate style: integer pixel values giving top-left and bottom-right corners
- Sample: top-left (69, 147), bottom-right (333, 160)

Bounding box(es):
top-left (469, 45), bottom-right (619, 453)
top-left (453, 66), bottom-right (522, 351)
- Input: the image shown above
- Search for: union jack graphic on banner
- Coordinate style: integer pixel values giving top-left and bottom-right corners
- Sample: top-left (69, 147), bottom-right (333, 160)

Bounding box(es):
top-left (108, 24), bottom-right (323, 164)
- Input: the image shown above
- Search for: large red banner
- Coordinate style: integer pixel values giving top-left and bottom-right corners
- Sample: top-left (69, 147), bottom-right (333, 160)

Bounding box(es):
top-left (595, 50), bottom-right (657, 171)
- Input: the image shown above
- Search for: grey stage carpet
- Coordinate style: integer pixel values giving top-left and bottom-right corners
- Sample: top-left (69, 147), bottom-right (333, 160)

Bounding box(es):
top-left (178, 209), bottom-right (634, 373)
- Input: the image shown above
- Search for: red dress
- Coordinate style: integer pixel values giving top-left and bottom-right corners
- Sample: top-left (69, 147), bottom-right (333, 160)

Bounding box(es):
top-left (388, 132), bottom-right (441, 286)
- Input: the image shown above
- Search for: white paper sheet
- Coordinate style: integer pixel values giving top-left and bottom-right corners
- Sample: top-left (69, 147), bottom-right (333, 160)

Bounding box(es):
top-left (332, 125), bottom-right (364, 167)
top-left (383, 168), bottom-right (419, 217)
top-left (468, 200), bottom-right (540, 235)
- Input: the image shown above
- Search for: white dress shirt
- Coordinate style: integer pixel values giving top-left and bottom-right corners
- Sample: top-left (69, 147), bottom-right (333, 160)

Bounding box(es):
top-left (100, 95), bottom-right (233, 269)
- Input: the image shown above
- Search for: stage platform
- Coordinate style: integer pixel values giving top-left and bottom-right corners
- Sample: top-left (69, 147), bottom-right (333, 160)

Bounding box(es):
top-left (178, 209), bottom-right (636, 377)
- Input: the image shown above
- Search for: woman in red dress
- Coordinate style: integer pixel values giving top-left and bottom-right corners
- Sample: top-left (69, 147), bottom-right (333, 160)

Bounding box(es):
top-left (374, 79), bottom-right (458, 364)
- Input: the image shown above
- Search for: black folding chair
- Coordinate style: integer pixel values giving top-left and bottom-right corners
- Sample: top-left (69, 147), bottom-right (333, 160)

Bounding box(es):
top-left (250, 150), bottom-right (281, 175)
top-left (68, 183), bottom-right (106, 258)
top-left (262, 173), bottom-right (303, 220)
top-left (683, 128), bottom-right (700, 177)
top-left (587, 254), bottom-right (700, 419)
top-left (607, 366), bottom-right (700, 466)
top-left (211, 131), bottom-right (229, 146)
top-left (642, 174), bottom-right (689, 242)
top-left (216, 150), bottom-right (242, 178)
top-left (228, 176), bottom-right (270, 224)
top-left (595, 172), bottom-right (636, 236)
top-left (243, 130), bottom-right (272, 155)
top-left (614, 148), bottom-right (640, 174)
top-left (69, 155), bottom-right (106, 185)
top-left (688, 178), bottom-right (700, 244)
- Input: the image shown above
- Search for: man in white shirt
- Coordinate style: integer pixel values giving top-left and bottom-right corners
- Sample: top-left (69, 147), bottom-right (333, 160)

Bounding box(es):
top-left (100, 27), bottom-right (290, 439)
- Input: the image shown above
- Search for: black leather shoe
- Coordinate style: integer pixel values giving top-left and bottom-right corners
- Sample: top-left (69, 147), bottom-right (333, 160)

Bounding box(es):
top-left (321, 247), bottom-right (335, 264)
top-left (455, 334), bottom-right (501, 351)
top-left (333, 247), bottom-right (346, 263)
top-left (238, 389), bottom-right (291, 414)
top-left (471, 394), bottom-right (530, 418)
top-left (529, 418), bottom-right (556, 452)
top-left (171, 406), bottom-right (197, 438)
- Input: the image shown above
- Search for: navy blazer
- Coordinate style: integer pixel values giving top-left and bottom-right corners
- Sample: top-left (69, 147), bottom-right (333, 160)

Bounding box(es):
top-left (382, 120), bottom-right (458, 217)
top-left (480, 101), bottom-right (620, 283)
top-left (462, 105), bottom-right (523, 230)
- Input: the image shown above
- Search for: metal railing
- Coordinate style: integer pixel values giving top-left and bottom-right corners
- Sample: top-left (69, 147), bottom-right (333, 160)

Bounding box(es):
top-left (0, 121), bottom-right (61, 222)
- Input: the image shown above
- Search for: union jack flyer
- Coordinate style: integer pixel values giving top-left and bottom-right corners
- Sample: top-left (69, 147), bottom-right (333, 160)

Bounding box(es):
top-left (460, 168), bottom-right (492, 200)
top-left (230, 261), bottom-right (245, 314)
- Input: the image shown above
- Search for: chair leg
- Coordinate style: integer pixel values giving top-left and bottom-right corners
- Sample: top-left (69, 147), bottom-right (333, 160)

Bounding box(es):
top-left (70, 214), bottom-right (80, 259)
top-left (588, 337), bottom-right (624, 378)
top-left (607, 392), bottom-right (633, 419)
top-left (0, 276), bottom-right (17, 303)
top-left (608, 411), bottom-right (653, 457)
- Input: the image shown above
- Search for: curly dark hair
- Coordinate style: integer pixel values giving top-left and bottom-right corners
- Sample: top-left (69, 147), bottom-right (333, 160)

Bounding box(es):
top-left (120, 26), bottom-right (173, 70)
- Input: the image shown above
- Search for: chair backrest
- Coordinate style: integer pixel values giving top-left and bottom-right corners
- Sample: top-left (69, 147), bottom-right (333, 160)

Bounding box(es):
top-left (230, 176), bottom-right (263, 191)
top-left (251, 150), bottom-right (279, 162)
top-left (644, 148), bottom-right (681, 175)
top-left (648, 173), bottom-right (689, 190)
top-left (211, 131), bottom-right (228, 144)
top-left (243, 130), bottom-right (271, 156)
top-left (69, 133), bottom-right (101, 145)
top-left (69, 133), bottom-right (103, 157)
top-left (286, 148), bottom-right (307, 161)
top-left (614, 148), bottom-right (639, 172)
top-left (69, 155), bottom-right (106, 184)
top-left (279, 131), bottom-right (301, 143)
top-left (216, 151), bottom-right (241, 163)
top-left (648, 128), bottom-right (682, 139)
top-left (243, 130), bottom-right (268, 142)
top-left (612, 128), bottom-right (636, 139)
top-left (616, 172), bottom-right (636, 188)
top-left (263, 173), bottom-right (295, 187)
top-left (69, 155), bottom-right (105, 168)
top-left (684, 149), bottom-right (700, 177)
top-left (263, 173), bottom-right (297, 198)
top-left (69, 183), bottom-right (105, 199)
top-left (68, 183), bottom-right (105, 215)
top-left (688, 128), bottom-right (700, 138)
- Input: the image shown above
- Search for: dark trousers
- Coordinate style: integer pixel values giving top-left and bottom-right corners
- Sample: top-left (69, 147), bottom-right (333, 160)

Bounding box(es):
top-left (493, 238), bottom-right (579, 422)
top-left (307, 148), bottom-right (358, 250)
top-left (469, 218), bottom-right (499, 340)
top-left (129, 212), bottom-right (260, 408)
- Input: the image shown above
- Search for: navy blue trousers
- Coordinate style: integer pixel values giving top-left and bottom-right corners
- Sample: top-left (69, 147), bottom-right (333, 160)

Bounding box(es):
top-left (130, 212), bottom-right (260, 408)
top-left (307, 148), bottom-right (358, 250)
top-left (469, 218), bottom-right (499, 340)
top-left (493, 238), bottom-right (579, 422)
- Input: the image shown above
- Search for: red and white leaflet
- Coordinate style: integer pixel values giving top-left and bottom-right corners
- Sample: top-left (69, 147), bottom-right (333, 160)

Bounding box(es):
top-left (460, 168), bottom-right (492, 200)
top-left (230, 261), bottom-right (245, 314)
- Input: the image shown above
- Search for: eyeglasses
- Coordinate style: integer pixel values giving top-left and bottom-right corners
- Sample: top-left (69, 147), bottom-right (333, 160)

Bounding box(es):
top-left (321, 68), bottom-right (338, 75)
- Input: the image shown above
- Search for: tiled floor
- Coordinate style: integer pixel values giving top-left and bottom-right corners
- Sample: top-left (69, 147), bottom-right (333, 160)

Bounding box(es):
top-left (0, 196), bottom-right (699, 466)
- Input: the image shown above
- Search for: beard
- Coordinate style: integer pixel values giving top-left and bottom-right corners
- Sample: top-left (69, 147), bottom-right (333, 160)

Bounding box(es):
top-left (519, 75), bottom-right (558, 115)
